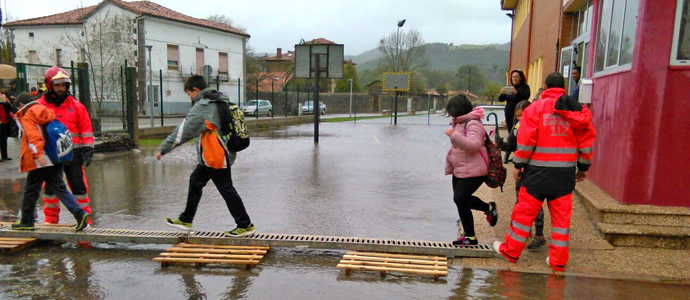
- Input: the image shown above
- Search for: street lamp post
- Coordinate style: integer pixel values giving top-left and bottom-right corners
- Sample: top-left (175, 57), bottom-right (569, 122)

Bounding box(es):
top-left (396, 19), bottom-right (406, 71)
top-left (394, 19), bottom-right (406, 126)
top-left (274, 77), bottom-right (280, 118)
top-left (144, 45), bottom-right (153, 128)
top-left (348, 78), bottom-right (353, 118)
top-left (271, 79), bottom-right (274, 118)
top-left (255, 79), bottom-right (259, 119)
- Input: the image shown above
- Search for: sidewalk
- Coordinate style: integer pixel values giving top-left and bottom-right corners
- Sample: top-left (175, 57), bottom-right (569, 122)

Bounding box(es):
top-left (454, 162), bottom-right (690, 283)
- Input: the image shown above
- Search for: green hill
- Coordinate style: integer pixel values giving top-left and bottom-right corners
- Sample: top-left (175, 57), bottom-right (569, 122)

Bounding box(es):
top-left (355, 42), bottom-right (510, 93)
top-left (355, 42), bottom-right (509, 73)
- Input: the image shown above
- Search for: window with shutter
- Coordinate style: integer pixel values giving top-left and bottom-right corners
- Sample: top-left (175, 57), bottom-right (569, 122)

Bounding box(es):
top-left (167, 45), bottom-right (179, 71)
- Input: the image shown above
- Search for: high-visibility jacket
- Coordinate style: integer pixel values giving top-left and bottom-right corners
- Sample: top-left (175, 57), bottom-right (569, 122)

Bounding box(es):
top-left (513, 88), bottom-right (596, 195)
top-left (37, 95), bottom-right (94, 149)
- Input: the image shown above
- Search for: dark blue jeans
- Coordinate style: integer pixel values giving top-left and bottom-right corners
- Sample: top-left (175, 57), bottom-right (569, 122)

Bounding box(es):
top-left (21, 165), bottom-right (85, 225)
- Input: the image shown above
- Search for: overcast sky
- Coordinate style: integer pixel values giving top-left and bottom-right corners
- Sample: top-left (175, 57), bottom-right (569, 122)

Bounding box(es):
top-left (2, 0), bottom-right (512, 56)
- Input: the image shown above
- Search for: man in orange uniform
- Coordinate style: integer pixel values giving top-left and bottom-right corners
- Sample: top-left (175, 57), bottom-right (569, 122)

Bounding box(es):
top-left (37, 66), bottom-right (94, 224)
top-left (493, 72), bottom-right (596, 271)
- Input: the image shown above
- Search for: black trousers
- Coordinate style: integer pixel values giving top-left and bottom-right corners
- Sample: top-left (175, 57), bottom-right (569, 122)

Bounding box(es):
top-left (44, 152), bottom-right (87, 197)
top-left (179, 164), bottom-right (251, 228)
top-left (21, 165), bottom-right (84, 224)
top-left (0, 123), bottom-right (8, 159)
top-left (452, 176), bottom-right (489, 237)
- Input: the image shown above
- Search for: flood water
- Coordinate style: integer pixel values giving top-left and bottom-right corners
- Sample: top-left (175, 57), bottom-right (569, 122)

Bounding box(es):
top-left (1, 115), bottom-right (689, 299)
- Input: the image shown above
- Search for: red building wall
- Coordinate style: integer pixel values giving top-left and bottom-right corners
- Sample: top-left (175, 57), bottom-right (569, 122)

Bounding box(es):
top-left (510, 14), bottom-right (531, 72)
top-left (587, 0), bottom-right (690, 207)
top-left (529, 0), bottom-right (562, 78)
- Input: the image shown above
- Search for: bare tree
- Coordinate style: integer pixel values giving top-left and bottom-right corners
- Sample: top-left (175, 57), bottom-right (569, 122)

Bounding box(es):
top-left (64, 11), bottom-right (136, 122)
top-left (0, 15), bottom-right (17, 64)
top-left (206, 14), bottom-right (247, 32)
top-left (377, 29), bottom-right (427, 72)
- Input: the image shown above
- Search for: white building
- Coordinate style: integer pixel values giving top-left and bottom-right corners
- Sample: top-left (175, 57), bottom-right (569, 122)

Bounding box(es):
top-left (5, 0), bottom-right (249, 115)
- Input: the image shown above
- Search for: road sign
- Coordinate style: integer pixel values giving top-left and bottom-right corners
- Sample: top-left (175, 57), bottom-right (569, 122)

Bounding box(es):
top-left (382, 72), bottom-right (411, 92)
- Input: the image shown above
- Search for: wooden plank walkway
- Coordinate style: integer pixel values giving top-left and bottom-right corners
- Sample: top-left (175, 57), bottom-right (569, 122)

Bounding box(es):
top-left (154, 243), bottom-right (269, 269)
top-left (337, 251), bottom-right (448, 281)
top-left (0, 237), bottom-right (39, 254)
top-left (0, 224), bottom-right (495, 258)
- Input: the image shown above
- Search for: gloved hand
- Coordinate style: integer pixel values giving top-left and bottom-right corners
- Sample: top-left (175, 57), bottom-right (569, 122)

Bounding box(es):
top-left (82, 147), bottom-right (94, 167)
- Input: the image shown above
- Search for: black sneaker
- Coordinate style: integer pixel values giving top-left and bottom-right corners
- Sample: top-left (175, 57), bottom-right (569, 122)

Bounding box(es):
top-left (76, 213), bottom-right (90, 232)
top-left (11, 222), bottom-right (35, 231)
top-left (452, 235), bottom-right (478, 248)
top-left (486, 202), bottom-right (498, 227)
top-left (527, 236), bottom-right (546, 250)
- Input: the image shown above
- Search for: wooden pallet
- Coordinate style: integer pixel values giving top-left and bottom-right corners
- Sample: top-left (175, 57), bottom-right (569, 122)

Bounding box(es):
top-left (0, 237), bottom-right (39, 254)
top-left (153, 243), bottom-right (270, 270)
top-left (337, 251), bottom-right (448, 280)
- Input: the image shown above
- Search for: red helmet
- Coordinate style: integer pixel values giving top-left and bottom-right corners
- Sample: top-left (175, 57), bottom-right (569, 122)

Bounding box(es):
top-left (44, 66), bottom-right (71, 91)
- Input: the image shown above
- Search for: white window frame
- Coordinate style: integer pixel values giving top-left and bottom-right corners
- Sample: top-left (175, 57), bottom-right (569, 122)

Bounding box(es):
top-left (671, 0), bottom-right (690, 66)
top-left (572, 1), bottom-right (592, 79)
top-left (593, 0), bottom-right (638, 75)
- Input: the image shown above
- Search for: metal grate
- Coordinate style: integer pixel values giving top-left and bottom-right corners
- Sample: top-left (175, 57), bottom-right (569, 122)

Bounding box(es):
top-left (188, 231), bottom-right (496, 258)
top-left (0, 224), bottom-right (496, 258)
top-left (0, 225), bottom-right (187, 244)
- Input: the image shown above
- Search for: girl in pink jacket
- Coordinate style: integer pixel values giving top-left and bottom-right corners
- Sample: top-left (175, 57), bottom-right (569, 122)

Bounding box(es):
top-left (445, 94), bottom-right (498, 247)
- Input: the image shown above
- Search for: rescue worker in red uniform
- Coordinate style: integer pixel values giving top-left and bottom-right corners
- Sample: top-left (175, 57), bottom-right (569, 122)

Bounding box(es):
top-left (37, 66), bottom-right (94, 224)
top-left (493, 72), bottom-right (596, 272)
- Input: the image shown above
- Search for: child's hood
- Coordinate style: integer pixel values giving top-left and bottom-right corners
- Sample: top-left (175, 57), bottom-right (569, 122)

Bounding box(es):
top-left (452, 107), bottom-right (485, 125)
top-left (17, 102), bottom-right (55, 125)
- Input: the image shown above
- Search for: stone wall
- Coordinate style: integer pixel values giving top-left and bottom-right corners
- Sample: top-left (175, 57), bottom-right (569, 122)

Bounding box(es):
top-left (249, 92), bottom-right (448, 115)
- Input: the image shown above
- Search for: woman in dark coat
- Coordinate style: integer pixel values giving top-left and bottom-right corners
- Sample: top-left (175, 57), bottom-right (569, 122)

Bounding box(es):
top-left (0, 93), bottom-right (17, 162)
top-left (498, 70), bottom-right (530, 163)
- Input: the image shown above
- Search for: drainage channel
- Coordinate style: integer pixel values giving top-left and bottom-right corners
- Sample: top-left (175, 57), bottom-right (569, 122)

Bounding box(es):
top-left (189, 231), bottom-right (495, 258)
top-left (0, 224), bottom-right (495, 258)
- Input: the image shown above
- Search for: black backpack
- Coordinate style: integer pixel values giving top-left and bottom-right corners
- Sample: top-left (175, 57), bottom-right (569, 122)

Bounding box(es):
top-left (217, 102), bottom-right (250, 152)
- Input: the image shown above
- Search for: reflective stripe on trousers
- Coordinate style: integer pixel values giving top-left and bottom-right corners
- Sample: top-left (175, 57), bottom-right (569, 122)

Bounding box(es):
top-left (499, 187), bottom-right (544, 262)
top-left (43, 194), bottom-right (60, 224)
top-left (547, 193), bottom-right (572, 270)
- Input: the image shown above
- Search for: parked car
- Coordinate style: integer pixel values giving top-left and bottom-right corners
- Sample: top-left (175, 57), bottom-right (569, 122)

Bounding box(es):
top-left (242, 100), bottom-right (273, 117)
top-left (302, 101), bottom-right (326, 115)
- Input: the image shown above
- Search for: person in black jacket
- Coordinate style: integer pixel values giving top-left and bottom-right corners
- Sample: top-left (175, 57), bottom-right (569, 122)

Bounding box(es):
top-left (498, 70), bottom-right (531, 163)
top-left (0, 93), bottom-right (17, 162)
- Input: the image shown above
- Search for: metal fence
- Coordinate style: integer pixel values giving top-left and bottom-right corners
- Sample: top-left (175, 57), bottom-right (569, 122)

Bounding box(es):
top-left (15, 62), bottom-right (84, 100)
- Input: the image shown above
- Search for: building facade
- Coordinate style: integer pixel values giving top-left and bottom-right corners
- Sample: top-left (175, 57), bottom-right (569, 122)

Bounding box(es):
top-left (6, 0), bottom-right (249, 115)
top-left (502, 0), bottom-right (690, 207)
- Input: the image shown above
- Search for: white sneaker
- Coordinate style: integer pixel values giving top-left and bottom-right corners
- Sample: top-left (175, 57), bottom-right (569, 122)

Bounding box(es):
top-left (493, 241), bottom-right (502, 254)
top-left (545, 257), bottom-right (550, 267)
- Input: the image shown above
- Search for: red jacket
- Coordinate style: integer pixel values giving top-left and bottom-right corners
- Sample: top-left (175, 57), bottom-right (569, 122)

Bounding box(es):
top-left (37, 95), bottom-right (94, 149)
top-left (513, 87), bottom-right (596, 195)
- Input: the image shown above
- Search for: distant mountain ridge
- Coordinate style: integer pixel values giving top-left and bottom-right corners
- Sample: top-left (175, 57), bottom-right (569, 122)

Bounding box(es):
top-left (352, 42), bottom-right (510, 72)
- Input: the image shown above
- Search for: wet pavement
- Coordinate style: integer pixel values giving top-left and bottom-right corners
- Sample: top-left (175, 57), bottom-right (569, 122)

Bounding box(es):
top-left (1, 115), bottom-right (690, 299)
